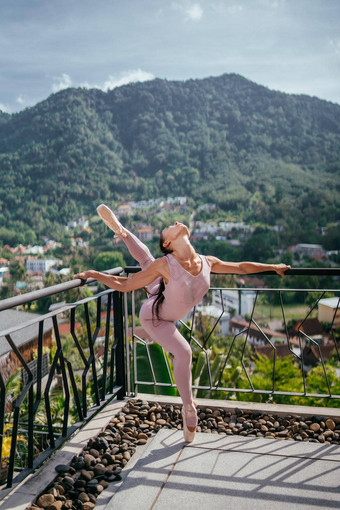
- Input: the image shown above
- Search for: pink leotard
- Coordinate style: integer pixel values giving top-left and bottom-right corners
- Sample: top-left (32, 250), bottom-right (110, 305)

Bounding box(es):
top-left (142, 253), bottom-right (211, 322)
top-left (122, 230), bottom-right (211, 413)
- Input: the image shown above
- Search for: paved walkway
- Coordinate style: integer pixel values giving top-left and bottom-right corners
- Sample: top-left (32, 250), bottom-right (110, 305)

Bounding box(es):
top-left (97, 430), bottom-right (340, 510)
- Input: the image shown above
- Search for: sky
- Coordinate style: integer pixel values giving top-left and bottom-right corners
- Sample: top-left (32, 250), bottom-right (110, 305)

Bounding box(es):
top-left (0, 0), bottom-right (339, 113)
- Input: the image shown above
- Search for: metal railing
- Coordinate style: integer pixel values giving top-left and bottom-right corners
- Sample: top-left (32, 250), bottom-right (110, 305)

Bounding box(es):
top-left (1, 265), bottom-right (340, 493)
top-left (125, 266), bottom-right (340, 402)
top-left (0, 268), bottom-right (125, 493)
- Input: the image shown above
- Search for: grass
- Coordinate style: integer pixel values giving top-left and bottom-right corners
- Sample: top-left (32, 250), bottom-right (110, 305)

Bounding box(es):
top-left (253, 303), bottom-right (317, 323)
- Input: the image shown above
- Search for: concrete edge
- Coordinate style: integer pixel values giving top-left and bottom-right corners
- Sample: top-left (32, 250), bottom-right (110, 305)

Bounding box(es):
top-left (136, 393), bottom-right (340, 419)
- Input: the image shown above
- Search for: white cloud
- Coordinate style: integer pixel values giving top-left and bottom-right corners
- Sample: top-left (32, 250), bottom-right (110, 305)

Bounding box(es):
top-left (52, 73), bottom-right (72, 93)
top-left (172, 2), bottom-right (203, 21)
top-left (103, 69), bottom-right (154, 91)
top-left (82, 69), bottom-right (154, 92)
top-left (16, 95), bottom-right (26, 105)
top-left (0, 102), bottom-right (10, 113)
top-left (186, 4), bottom-right (203, 21)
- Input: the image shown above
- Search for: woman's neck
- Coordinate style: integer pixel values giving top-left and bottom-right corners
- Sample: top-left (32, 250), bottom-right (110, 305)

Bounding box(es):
top-left (171, 236), bottom-right (197, 261)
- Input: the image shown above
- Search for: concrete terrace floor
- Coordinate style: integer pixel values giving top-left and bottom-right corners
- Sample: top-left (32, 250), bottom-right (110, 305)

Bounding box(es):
top-left (99, 429), bottom-right (340, 510)
top-left (1, 395), bottom-right (340, 510)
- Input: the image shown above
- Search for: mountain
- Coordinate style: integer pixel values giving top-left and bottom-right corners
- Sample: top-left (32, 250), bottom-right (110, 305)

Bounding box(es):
top-left (0, 73), bottom-right (339, 240)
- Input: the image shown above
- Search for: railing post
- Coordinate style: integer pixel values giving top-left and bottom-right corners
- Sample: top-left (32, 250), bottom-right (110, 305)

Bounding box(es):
top-left (113, 291), bottom-right (126, 399)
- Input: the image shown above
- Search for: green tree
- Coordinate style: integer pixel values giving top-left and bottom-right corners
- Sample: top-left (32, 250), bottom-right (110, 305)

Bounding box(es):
top-left (93, 251), bottom-right (125, 271)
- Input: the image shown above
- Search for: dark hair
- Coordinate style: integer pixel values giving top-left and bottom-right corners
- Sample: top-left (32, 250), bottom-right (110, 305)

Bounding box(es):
top-left (152, 232), bottom-right (172, 320)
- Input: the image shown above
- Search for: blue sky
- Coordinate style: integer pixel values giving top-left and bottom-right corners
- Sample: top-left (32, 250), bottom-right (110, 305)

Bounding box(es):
top-left (1, 0), bottom-right (339, 113)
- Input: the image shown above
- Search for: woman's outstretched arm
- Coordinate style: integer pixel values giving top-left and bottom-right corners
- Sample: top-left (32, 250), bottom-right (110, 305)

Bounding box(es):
top-left (74, 257), bottom-right (169, 292)
top-left (207, 256), bottom-right (290, 277)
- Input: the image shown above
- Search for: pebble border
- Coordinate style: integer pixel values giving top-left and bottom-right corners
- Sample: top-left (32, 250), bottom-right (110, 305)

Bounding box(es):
top-left (28, 399), bottom-right (340, 510)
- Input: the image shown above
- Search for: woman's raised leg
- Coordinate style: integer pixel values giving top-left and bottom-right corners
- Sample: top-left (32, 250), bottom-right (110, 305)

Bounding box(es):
top-left (97, 204), bottom-right (160, 291)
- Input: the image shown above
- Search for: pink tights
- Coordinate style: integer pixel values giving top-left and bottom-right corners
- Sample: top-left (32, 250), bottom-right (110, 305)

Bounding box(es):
top-left (122, 231), bottom-right (196, 420)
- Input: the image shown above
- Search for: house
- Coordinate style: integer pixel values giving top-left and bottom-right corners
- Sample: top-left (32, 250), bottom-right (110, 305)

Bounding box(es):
top-left (212, 289), bottom-right (257, 317)
top-left (0, 310), bottom-right (54, 384)
top-left (14, 244), bottom-right (27, 255)
top-left (290, 318), bottom-right (327, 346)
top-left (117, 204), bottom-right (133, 216)
top-left (181, 304), bottom-right (231, 336)
top-left (289, 244), bottom-right (326, 259)
top-left (137, 226), bottom-right (154, 242)
top-left (254, 343), bottom-right (293, 359)
top-left (25, 245), bottom-right (44, 255)
top-left (229, 318), bottom-right (286, 346)
top-left (318, 297), bottom-right (340, 326)
top-left (65, 216), bottom-right (89, 230)
top-left (26, 258), bottom-right (60, 274)
top-left (301, 344), bottom-right (336, 373)
top-left (0, 267), bottom-right (9, 287)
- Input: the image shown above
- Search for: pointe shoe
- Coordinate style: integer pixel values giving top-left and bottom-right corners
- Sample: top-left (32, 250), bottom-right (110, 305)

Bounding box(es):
top-left (181, 402), bottom-right (197, 443)
top-left (97, 204), bottom-right (127, 237)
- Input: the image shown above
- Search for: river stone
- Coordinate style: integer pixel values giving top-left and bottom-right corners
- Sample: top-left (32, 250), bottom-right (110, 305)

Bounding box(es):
top-left (87, 478), bottom-right (99, 488)
top-left (137, 432), bottom-right (149, 440)
top-left (324, 430), bottom-right (334, 438)
top-left (326, 419), bottom-right (336, 430)
top-left (312, 415), bottom-right (325, 423)
top-left (55, 464), bottom-right (70, 474)
top-left (74, 479), bottom-right (87, 488)
top-left (310, 423), bottom-right (320, 432)
top-left (78, 492), bottom-right (90, 503)
top-left (84, 454), bottom-right (95, 467)
top-left (81, 469), bottom-right (94, 481)
top-left (48, 502), bottom-right (63, 510)
top-left (137, 438), bottom-right (148, 445)
top-left (123, 451), bottom-right (131, 461)
top-left (46, 487), bottom-right (59, 497)
top-left (54, 484), bottom-right (65, 495)
top-left (102, 453), bottom-right (115, 463)
top-left (93, 464), bottom-right (106, 476)
top-left (37, 494), bottom-right (55, 508)
top-left (87, 493), bottom-right (97, 504)
top-left (83, 503), bottom-right (96, 510)
top-left (89, 448), bottom-right (100, 458)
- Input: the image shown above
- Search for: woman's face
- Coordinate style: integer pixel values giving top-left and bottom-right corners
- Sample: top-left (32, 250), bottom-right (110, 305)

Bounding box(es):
top-left (162, 221), bottom-right (190, 245)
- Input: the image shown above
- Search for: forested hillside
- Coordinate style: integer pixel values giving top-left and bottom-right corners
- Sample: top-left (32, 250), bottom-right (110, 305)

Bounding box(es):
top-left (0, 73), bottom-right (339, 241)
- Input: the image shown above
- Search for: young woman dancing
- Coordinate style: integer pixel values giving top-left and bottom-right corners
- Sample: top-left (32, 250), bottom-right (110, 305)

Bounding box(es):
top-left (74, 204), bottom-right (290, 442)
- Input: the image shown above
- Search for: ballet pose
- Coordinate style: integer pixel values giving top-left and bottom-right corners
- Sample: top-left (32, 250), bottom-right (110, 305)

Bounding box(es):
top-left (74, 204), bottom-right (290, 442)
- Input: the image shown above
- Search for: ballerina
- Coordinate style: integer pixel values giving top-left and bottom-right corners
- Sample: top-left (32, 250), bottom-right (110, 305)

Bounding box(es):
top-left (75, 204), bottom-right (290, 442)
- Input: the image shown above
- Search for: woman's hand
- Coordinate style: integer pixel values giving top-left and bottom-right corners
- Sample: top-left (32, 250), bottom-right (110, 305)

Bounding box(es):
top-left (74, 270), bottom-right (95, 281)
top-left (273, 263), bottom-right (291, 277)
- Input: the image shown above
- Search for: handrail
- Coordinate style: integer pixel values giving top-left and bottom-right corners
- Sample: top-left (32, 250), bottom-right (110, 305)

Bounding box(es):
top-left (125, 266), bottom-right (340, 276)
top-left (0, 267), bottom-right (123, 312)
